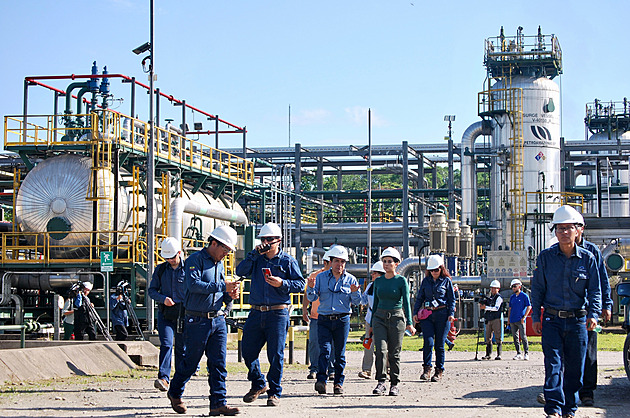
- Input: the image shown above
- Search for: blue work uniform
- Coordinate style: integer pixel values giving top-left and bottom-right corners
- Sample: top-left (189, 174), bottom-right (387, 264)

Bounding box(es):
top-left (236, 248), bottom-right (305, 399)
top-left (168, 249), bottom-right (233, 410)
top-left (413, 273), bottom-right (456, 371)
top-left (531, 243), bottom-right (601, 417)
top-left (580, 239), bottom-right (613, 401)
top-left (148, 260), bottom-right (185, 383)
top-left (307, 269), bottom-right (361, 386)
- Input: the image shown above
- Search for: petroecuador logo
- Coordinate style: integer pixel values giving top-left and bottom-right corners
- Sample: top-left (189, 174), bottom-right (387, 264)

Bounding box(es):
top-left (531, 125), bottom-right (552, 141)
top-left (535, 151), bottom-right (545, 162)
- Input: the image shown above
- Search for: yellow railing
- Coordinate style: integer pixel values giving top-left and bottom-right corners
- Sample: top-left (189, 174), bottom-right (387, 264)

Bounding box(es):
top-left (525, 192), bottom-right (584, 214)
top-left (4, 110), bottom-right (255, 187)
top-left (0, 230), bottom-right (136, 265)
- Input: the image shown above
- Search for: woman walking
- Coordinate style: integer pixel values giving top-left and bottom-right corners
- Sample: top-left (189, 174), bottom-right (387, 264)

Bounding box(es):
top-left (358, 261), bottom-right (386, 379)
top-left (370, 247), bottom-right (416, 396)
top-left (413, 254), bottom-right (456, 382)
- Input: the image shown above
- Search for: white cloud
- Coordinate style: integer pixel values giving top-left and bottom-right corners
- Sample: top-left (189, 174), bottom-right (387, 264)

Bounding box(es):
top-left (344, 106), bottom-right (387, 127)
top-left (292, 108), bottom-right (332, 126)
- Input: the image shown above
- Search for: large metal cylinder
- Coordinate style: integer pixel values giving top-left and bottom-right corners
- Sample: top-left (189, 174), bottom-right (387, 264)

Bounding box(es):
top-left (446, 219), bottom-right (460, 256)
top-left (15, 155), bottom-right (131, 257)
top-left (429, 213), bottom-right (447, 253)
top-left (459, 224), bottom-right (474, 259)
top-left (490, 75), bottom-right (561, 250)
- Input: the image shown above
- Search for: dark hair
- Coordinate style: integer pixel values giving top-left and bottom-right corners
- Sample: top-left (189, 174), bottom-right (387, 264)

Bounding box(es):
top-left (425, 264), bottom-right (451, 279)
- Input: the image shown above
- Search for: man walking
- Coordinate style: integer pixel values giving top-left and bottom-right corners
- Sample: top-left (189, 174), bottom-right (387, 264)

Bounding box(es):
top-left (532, 205), bottom-right (601, 418)
top-left (480, 280), bottom-right (503, 360)
top-left (508, 278), bottom-right (531, 360)
top-left (306, 245), bottom-right (361, 395)
top-left (236, 222), bottom-right (305, 407)
top-left (148, 237), bottom-right (186, 392)
top-left (167, 226), bottom-right (241, 416)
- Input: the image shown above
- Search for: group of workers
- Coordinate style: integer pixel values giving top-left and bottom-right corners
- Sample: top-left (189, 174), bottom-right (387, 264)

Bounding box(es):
top-left (147, 203), bottom-right (609, 418)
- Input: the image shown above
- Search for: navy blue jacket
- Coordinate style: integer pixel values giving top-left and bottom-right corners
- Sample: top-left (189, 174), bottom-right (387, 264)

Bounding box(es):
top-left (184, 248), bottom-right (231, 312)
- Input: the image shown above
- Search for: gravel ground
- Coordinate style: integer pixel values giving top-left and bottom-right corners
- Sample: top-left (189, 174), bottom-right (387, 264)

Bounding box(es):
top-left (1, 349), bottom-right (628, 417)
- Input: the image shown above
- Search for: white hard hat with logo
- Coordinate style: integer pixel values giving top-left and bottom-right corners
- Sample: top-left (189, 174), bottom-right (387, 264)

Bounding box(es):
top-left (160, 237), bottom-right (181, 259)
top-left (209, 225), bottom-right (238, 251)
top-left (83, 281), bottom-right (93, 291)
top-left (258, 222), bottom-right (282, 238)
top-left (380, 247), bottom-right (401, 262)
top-left (370, 261), bottom-right (386, 274)
top-left (426, 254), bottom-right (444, 270)
top-left (489, 280), bottom-right (501, 289)
top-left (510, 278), bottom-right (522, 287)
top-left (327, 245), bottom-right (349, 262)
top-left (551, 205), bottom-right (584, 227)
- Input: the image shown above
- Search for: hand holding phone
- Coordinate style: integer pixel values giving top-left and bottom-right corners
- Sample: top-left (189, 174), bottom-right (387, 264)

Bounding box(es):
top-left (263, 268), bottom-right (271, 278)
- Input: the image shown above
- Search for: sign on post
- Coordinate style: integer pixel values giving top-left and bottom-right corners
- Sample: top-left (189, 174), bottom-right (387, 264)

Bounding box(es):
top-left (100, 251), bottom-right (114, 272)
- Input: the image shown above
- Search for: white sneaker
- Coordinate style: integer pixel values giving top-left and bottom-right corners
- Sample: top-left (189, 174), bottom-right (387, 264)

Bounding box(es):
top-left (513, 354), bottom-right (522, 360)
top-left (523, 353), bottom-right (529, 361)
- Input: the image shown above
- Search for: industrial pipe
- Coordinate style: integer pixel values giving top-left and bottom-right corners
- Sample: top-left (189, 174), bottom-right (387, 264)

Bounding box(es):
top-left (461, 121), bottom-right (493, 226)
top-left (167, 197), bottom-right (248, 244)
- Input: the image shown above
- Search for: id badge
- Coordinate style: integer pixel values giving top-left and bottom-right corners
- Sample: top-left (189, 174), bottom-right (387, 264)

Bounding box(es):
top-left (431, 300), bottom-right (439, 308)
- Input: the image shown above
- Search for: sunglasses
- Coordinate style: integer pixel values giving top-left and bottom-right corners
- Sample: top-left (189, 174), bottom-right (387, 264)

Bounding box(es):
top-left (261, 237), bottom-right (279, 242)
top-left (429, 268), bottom-right (440, 273)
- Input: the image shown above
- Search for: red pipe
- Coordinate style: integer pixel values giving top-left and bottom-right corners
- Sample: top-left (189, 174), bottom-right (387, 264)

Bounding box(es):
top-left (25, 73), bottom-right (245, 132)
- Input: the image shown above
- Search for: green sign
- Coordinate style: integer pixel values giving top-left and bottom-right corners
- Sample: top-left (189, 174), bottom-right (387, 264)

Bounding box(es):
top-left (100, 251), bottom-right (114, 272)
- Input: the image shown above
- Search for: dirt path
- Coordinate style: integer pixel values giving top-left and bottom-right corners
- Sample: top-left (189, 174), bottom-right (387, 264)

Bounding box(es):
top-left (1, 349), bottom-right (628, 417)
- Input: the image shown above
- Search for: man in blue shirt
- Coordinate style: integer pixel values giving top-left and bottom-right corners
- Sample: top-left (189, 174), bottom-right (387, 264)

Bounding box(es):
top-left (306, 245), bottom-right (361, 395)
top-left (110, 282), bottom-right (129, 341)
top-left (531, 206), bottom-right (601, 418)
top-left (148, 237), bottom-right (186, 393)
top-left (507, 278), bottom-right (531, 360)
top-left (575, 211), bottom-right (613, 407)
top-left (167, 226), bottom-right (241, 416)
top-left (236, 222), bottom-right (305, 407)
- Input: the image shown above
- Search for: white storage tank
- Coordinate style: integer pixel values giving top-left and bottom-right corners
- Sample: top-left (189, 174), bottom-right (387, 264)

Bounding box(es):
top-left (489, 75), bottom-right (561, 250)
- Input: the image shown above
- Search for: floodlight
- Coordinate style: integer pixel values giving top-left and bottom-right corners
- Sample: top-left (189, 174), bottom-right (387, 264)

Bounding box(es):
top-left (133, 42), bottom-right (151, 55)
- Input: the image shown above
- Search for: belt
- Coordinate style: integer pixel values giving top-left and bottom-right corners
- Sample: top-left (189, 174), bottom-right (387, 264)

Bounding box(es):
top-left (251, 304), bottom-right (288, 312)
top-left (320, 313), bottom-right (350, 321)
top-left (428, 305), bottom-right (446, 311)
top-left (545, 308), bottom-right (587, 318)
top-left (186, 310), bottom-right (220, 319)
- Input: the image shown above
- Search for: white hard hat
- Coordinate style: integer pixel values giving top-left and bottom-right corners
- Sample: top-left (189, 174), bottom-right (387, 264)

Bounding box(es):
top-left (370, 261), bottom-right (386, 274)
top-left (322, 250), bottom-right (331, 262)
top-left (258, 222), bottom-right (282, 238)
top-left (208, 225), bottom-right (238, 251)
top-left (83, 281), bottom-right (93, 291)
top-left (160, 237), bottom-right (181, 259)
top-left (327, 245), bottom-right (349, 262)
top-left (489, 280), bottom-right (501, 289)
top-left (426, 254), bottom-right (444, 270)
top-left (551, 205), bottom-right (584, 227)
top-left (510, 278), bottom-right (522, 287)
top-left (380, 247), bottom-right (401, 262)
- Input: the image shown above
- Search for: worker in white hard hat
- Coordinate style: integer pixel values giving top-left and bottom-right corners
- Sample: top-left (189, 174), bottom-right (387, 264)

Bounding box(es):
top-left (573, 209), bottom-right (612, 407)
top-left (148, 237), bottom-right (186, 393)
top-left (369, 247), bottom-right (416, 396)
top-left (167, 225), bottom-right (241, 416)
top-left (73, 281), bottom-right (96, 341)
top-left (357, 260), bottom-right (386, 380)
top-left (236, 222), bottom-right (305, 407)
top-left (480, 279), bottom-right (504, 360)
top-left (531, 205), bottom-right (601, 418)
top-left (306, 245), bottom-right (361, 395)
top-left (413, 254), bottom-right (456, 383)
top-left (302, 250), bottom-right (334, 380)
top-left (507, 278), bottom-right (531, 360)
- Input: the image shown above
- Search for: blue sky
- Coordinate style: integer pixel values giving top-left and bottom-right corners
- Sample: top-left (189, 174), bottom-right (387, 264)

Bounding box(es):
top-left (1, 1), bottom-right (628, 149)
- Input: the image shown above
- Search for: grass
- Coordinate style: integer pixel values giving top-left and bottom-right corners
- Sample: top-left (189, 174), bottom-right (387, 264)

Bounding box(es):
top-left (227, 328), bottom-right (628, 353)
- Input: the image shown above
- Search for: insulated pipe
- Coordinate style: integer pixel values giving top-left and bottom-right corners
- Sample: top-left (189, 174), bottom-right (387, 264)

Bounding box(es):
top-left (167, 197), bottom-right (248, 244)
top-left (461, 121), bottom-right (492, 226)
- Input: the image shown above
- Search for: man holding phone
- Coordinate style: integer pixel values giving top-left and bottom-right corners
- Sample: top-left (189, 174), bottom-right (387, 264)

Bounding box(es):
top-left (236, 222), bottom-right (305, 407)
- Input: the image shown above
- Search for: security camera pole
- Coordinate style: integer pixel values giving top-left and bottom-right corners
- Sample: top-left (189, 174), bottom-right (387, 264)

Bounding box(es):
top-left (145, 0), bottom-right (156, 331)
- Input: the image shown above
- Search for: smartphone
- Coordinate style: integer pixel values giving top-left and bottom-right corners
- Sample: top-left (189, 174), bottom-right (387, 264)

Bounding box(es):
top-left (263, 268), bottom-right (272, 278)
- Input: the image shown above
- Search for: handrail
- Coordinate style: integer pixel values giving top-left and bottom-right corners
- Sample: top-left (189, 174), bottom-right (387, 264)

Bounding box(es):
top-left (4, 110), bottom-right (254, 187)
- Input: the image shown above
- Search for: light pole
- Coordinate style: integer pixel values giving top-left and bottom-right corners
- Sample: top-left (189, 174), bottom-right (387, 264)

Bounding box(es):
top-left (445, 115), bottom-right (456, 219)
top-left (133, 0), bottom-right (155, 332)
